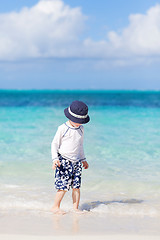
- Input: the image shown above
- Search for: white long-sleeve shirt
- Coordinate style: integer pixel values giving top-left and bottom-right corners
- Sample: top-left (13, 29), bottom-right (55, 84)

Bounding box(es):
top-left (51, 121), bottom-right (86, 163)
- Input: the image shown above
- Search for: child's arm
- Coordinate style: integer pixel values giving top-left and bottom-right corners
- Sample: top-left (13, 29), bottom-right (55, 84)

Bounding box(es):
top-left (79, 126), bottom-right (89, 169)
top-left (79, 144), bottom-right (89, 169)
top-left (51, 126), bottom-right (62, 169)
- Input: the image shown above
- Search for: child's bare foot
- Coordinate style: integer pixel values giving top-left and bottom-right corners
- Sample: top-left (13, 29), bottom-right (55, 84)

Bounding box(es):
top-left (51, 207), bottom-right (66, 215)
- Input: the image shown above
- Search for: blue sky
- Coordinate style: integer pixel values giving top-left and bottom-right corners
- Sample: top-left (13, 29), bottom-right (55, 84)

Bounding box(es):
top-left (0, 0), bottom-right (160, 90)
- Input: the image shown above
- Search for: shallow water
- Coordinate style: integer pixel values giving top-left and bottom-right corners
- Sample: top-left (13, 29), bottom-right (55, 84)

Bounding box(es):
top-left (0, 90), bottom-right (160, 218)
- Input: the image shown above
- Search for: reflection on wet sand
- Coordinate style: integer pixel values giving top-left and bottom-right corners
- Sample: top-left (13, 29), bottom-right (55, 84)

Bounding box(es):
top-left (52, 211), bottom-right (84, 234)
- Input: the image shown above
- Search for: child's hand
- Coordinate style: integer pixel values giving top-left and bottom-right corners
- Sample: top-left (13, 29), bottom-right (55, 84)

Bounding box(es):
top-left (52, 160), bottom-right (60, 170)
top-left (82, 161), bottom-right (89, 169)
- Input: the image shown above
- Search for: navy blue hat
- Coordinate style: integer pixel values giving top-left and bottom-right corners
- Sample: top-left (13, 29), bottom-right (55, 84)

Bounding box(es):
top-left (64, 100), bottom-right (90, 124)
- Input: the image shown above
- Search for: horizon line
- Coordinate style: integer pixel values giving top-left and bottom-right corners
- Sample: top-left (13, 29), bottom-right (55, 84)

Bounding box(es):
top-left (0, 88), bottom-right (160, 92)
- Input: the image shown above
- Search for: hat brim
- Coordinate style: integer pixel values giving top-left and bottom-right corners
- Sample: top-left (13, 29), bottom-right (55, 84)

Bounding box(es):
top-left (64, 108), bottom-right (90, 124)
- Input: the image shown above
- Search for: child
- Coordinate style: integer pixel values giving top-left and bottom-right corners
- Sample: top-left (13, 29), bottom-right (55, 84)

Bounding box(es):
top-left (51, 100), bottom-right (90, 214)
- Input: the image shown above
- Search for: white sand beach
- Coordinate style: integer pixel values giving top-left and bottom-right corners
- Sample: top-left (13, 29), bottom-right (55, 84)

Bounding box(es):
top-left (1, 234), bottom-right (160, 240)
top-left (0, 210), bottom-right (160, 240)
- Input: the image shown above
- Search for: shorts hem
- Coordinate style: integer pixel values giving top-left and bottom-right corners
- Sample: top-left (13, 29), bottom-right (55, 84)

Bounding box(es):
top-left (55, 188), bottom-right (68, 192)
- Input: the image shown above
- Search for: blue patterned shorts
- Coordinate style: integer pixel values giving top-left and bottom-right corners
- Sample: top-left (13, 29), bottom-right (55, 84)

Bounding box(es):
top-left (55, 155), bottom-right (82, 191)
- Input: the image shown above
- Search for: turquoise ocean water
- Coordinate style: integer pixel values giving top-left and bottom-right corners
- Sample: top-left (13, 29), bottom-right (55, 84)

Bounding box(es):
top-left (0, 90), bottom-right (160, 217)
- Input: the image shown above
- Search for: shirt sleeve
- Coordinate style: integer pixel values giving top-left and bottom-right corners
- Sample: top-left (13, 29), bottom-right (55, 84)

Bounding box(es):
top-left (51, 126), bottom-right (63, 162)
top-left (79, 126), bottom-right (86, 162)
top-left (80, 147), bottom-right (86, 162)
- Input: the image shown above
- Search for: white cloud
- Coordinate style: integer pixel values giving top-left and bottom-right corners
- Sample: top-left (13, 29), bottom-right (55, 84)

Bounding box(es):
top-left (1, 1), bottom-right (160, 65)
top-left (78, 4), bottom-right (160, 67)
top-left (0, 0), bottom-right (86, 60)
top-left (80, 4), bottom-right (160, 61)
top-left (107, 4), bottom-right (160, 57)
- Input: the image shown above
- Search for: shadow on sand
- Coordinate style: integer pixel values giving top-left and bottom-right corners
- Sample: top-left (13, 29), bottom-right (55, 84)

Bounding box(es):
top-left (80, 199), bottom-right (143, 211)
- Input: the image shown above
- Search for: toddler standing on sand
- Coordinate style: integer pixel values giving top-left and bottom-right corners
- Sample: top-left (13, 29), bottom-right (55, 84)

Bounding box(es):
top-left (51, 100), bottom-right (90, 214)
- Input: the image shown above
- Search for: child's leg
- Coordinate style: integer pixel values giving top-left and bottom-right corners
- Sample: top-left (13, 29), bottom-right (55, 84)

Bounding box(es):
top-left (51, 190), bottom-right (66, 212)
top-left (72, 188), bottom-right (80, 210)
top-left (72, 161), bottom-right (82, 211)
